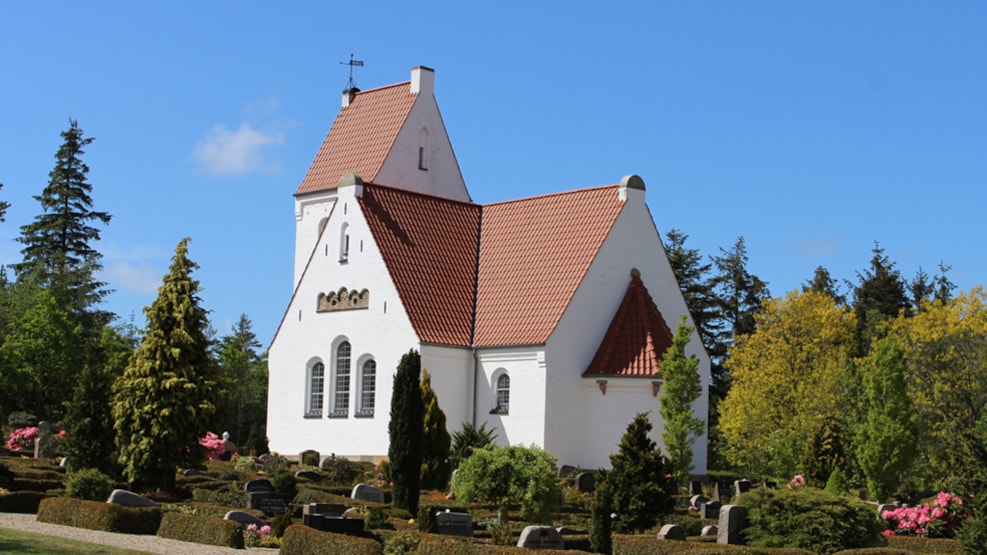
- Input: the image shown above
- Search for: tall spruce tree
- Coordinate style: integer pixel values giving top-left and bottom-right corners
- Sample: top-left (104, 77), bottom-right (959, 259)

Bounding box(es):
top-left (803, 265), bottom-right (846, 306)
top-left (0, 183), bottom-right (9, 222)
top-left (659, 316), bottom-right (705, 488)
top-left (663, 229), bottom-right (719, 343)
top-left (389, 349), bottom-right (424, 514)
top-left (112, 238), bottom-right (217, 491)
top-left (215, 314), bottom-right (266, 447)
top-left (851, 242), bottom-right (909, 355)
top-left (420, 369), bottom-right (452, 491)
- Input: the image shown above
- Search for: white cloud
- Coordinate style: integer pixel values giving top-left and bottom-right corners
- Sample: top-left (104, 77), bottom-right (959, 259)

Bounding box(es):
top-left (787, 237), bottom-right (843, 259)
top-left (102, 261), bottom-right (162, 295)
top-left (192, 123), bottom-right (284, 176)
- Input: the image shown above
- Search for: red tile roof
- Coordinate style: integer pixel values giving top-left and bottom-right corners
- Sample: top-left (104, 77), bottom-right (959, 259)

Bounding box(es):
top-left (296, 83), bottom-right (417, 196)
top-left (582, 272), bottom-right (674, 377)
top-left (358, 184), bottom-right (480, 346)
top-left (474, 186), bottom-right (625, 347)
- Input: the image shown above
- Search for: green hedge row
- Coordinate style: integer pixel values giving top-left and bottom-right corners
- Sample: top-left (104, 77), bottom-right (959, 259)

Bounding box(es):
top-left (156, 511), bottom-right (244, 549)
top-left (10, 478), bottom-right (64, 492)
top-left (613, 536), bottom-right (814, 555)
top-left (0, 491), bottom-right (47, 513)
top-left (280, 525), bottom-right (383, 555)
top-left (885, 536), bottom-right (962, 554)
top-left (36, 497), bottom-right (161, 534)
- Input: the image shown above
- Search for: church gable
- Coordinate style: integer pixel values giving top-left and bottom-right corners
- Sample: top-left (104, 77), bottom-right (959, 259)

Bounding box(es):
top-left (582, 269), bottom-right (674, 377)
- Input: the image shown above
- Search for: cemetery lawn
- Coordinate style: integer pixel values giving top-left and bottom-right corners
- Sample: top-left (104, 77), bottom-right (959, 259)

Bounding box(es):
top-left (0, 527), bottom-right (153, 554)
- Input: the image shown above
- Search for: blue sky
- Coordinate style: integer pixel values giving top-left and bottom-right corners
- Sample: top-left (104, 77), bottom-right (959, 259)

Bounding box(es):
top-left (2, 2), bottom-right (985, 346)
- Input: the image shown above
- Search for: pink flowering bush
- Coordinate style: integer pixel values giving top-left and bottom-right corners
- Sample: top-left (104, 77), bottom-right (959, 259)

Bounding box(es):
top-left (244, 523), bottom-right (275, 548)
top-left (881, 491), bottom-right (969, 538)
top-left (198, 432), bottom-right (226, 461)
top-left (788, 474), bottom-right (806, 489)
top-left (7, 427), bottom-right (38, 450)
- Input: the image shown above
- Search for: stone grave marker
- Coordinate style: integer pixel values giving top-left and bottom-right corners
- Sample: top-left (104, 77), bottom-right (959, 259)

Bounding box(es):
top-left (657, 524), bottom-right (686, 541)
top-left (303, 503), bottom-right (346, 517)
top-left (244, 479), bottom-right (274, 494)
top-left (296, 470), bottom-right (324, 482)
top-left (734, 479), bottom-right (752, 497)
top-left (700, 501), bottom-right (721, 520)
top-left (558, 465), bottom-right (577, 478)
top-left (690, 494), bottom-right (709, 510)
top-left (107, 489), bottom-right (159, 508)
top-left (351, 483), bottom-right (386, 504)
top-left (717, 504), bottom-right (748, 545)
top-left (701, 525), bottom-right (718, 537)
top-left (690, 480), bottom-right (704, 495)
top-left (249, 492), bottom-right (289, 516)
top-left (762, 480), bottom-right (777, 489)
top-left (715, 480), bottom-right (732, 502)
top-left (224, 510), bottom-right (267, 529)
top-left (436, 509), bottom-right (473, 537)
top-left (182, 469), bottom-right (211, 477)
top-left (575, 471), bottom-right (597, 493)
top-left (34, 421), bottom-right (57, 459)
top-left (517, 525), bottom-right (564, 550)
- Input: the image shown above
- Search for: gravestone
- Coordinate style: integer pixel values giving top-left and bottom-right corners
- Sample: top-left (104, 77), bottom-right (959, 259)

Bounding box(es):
top-left (220, 432), bottom-right (237, 461)
top-left (657, 524), bottom-right (686, 541)
top-left (717, 504), bottom-right (748, 545)
top-left (701, 525), bottom-right (718, 537)
top-left (244, 479), bottom-right (274, 494)
top-left (690, 494), bottom-right (709, 510)
top-left (182, 469), bottom-right (211, 477)
top-left (249, 492), bottom-right (289, 516)
top-left (107, 489), bottom-right (159, 508)
top-left (224, 510), bottom-right (267, 529)
top-left (575, 471), bottom-right (597, 493)
top-left (299, 449), bottom-right (320, 466)
top-left (296, 470), bottom-right (324, 482)
top-left (303, 503), bottom-right (346, 517)
top-left (690, 480), bottom-right (704, 495)
top-left (700, 501), bottom-right (721, 520)
top-left (714, 480), bottom-right (732, 502)
top-left (734, 479), bottom-right (752, 497)
top-left (34, 421), bottom-right (56, 459)
top-left (436, 510), bottom-right (473, 537)
top-left (351, 483), bottom-right (386, 504)
top-left (762, 480), bottom-right (777, 489)
top-left (517, 525), bottom-right (564, 550)
top-left (558, 465), bottom-right (578, 478)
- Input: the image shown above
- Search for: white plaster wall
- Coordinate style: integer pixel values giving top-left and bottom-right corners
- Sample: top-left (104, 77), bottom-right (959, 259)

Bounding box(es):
top-left (543, 185), bottom-right (710, 473)
top-left (269, 184), bottom-right (421, 460)
top-left (293, 191), bottom-right (337, 288)
top-left (473, 347), bottom-right (547, 448)
top-left (420, 344), bottom-right (473, 435)
top-left (375, 89), bottom-right (470, 202)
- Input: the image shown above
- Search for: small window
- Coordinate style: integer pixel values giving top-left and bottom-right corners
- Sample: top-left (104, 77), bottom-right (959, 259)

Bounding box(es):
top-left (492, 373), bottom-right (510, 414)
top-left (357, 359), bottom-right (376, 417)
top-left (418, 127), bottom-right (429, 170)
top-left (306, 362), bottom-right (325, 417)
top-left (332, 342), bottom-right (351, 417)
top-left (339, 223), bottom-right (350, 263)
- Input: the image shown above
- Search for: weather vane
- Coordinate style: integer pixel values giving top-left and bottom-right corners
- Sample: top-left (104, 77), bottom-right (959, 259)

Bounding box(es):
top-left (340, 54), bottom-right (364, 90)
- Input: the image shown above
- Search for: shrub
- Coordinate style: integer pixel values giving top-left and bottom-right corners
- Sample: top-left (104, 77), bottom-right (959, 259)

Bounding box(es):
top-left (321, 456), bottom-right (357, 485)
top-left (366, 505), bottom-right (394, 530)
top-left (739, 486), bottom-right (882, 555)
top-left (881, 492), bottom-right (969, 538)
top-left (7, 411), bottom-right (37, 429)
top-left (383, 530), bottom-right (421, 555)
top-left (452, 444), bottom-right (560, 523)
top-left (156, 511), bottom-right (244, 548)
top-left (64, 468), bottom-right (115, 501)
top-left (233, 454), bottom-right (257, 471)
top-left (0, 491), bottom-right (47, 513)
top-left (280, 524), bottom-right (383, 555)
top-left (273, 472), bottom-right (297, 499)
top-left (6, 426), bottom-right (38, 451)
top-left (37, 497), bottom-right (162, 534)
top-left (262, 454), bottom-right (289, 476)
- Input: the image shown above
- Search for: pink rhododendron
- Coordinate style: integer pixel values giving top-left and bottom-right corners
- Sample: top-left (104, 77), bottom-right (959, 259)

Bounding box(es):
top-left (198, 432), bottom-right (226, 461)
top-left (881, 492), bottom-right (970, 539)
top-left (6, 427), bottom-right (38, 450)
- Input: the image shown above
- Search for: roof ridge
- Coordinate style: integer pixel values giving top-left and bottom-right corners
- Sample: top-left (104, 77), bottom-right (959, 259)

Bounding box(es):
top-left (482, 183), bottom-right (618, 207)
top-left (364, 181), bottom-right (479, 209)
top-left (350, 81), bottom-right (412, 97)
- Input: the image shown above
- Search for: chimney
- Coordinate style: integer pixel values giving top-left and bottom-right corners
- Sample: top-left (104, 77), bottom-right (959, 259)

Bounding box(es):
top-left (342, 87), bottom-right (359, 108)
top-left (618, 174), bottom-right (646, 202)
top-left (410, 66), bottom-right (434, 95)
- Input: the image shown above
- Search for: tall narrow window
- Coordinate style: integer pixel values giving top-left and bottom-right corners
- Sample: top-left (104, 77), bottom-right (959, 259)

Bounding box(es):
top-left (339, 223), bottom-right (350, 263)
top-left (307, 362), bottom-right (325, 417)
top-left (332, 342), bottom-right (351, 416)
top-left (494, 373), bottom-right (510, 414)
top-left (418, 127), bottom-right (429, 170)
top-left (358, 359), bottom-right (376, 417)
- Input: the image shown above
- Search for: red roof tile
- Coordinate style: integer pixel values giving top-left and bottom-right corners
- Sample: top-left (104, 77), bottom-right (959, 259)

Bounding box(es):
top-left (358, 184), bottom-right (480, 346)
top-left (474, 186), bottom-right (625, 347)
top-left (296, 83), bottom-right (417, 196)
top-left (583, 272), bottom-right (674, 377)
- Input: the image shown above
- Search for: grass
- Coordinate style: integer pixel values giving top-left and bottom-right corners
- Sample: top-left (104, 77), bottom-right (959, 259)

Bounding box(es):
top-left (0, 528), bottom-right (155, 555)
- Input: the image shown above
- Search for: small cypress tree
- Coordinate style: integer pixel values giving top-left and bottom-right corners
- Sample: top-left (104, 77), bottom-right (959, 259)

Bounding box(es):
top-left (590, 481), bottom-right (614, 555)
top-left (659, 315), bottom-right (705, 489)
top-left (420, 369), bottom-right (452, 491)
top-left (389, 349), bottom-right (424, 514)
top-left (598, 412), bottom-right (675, 533)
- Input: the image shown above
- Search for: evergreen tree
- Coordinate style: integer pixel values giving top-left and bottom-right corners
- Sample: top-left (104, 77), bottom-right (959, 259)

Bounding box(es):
top-left (112, 238), bottom-right (217, 491)
top-left (13, 119), bottom-right (112, 322)
top-left (850, 242), bottom-right (909, 355)
top-left (389, 349), bottom-right (424, 514)
top-left (590, 481), bottom-right (614, 555)
top-left (598, 413), bottom-right (675, 533)
top-left (450, 421), bottom-right (497, 469)
top-left (933, 261), bottom-right (956, 303)
top-left (659, 315), bottom-right (705, 489)
top-left (0, 183), bottom-right (9, 222)
top-left (803, 265), bottom-right (846, 306)
top-left (420, 369), bottom-right (452, 491)
top-left (215, 314), bottom-right (266, 446)
top-left (910, 267), bottom-right (933, 313)
top-left (663, 229), bottom-right (719, 343)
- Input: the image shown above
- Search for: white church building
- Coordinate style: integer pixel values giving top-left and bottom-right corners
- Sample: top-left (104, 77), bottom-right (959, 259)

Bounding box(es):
top-left (266, 66), bottom-right (710, 473)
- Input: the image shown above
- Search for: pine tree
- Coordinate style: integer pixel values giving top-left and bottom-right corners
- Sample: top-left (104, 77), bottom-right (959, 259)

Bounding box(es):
top-left (112, 238), bottom-right (217, 491)
top-left (216, 314), bottom-right (266, 446)
top-left (664, 229), bottom-right (719, 344)
top-left (659, 316), bottom-right (705, 488)
top-left (420, 369), bottom-right (452, 491)
top-left (389, 349), bottom-right (424, 514)
top-left (803, 265), bottom-right (846, 306)
top-left (450, 422), bottom-right (497, 469)
top-left (598, 413), bottom-right (675, 533)
top-left (851, 242), bottom-right (909, 355)
top-left (0, 182), bottom-right (9, 222)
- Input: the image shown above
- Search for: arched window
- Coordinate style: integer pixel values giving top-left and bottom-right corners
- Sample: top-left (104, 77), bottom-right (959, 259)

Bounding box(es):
top-left (357, 359), bottom-right (376, 417)
top-left (493, 373), bottom-right (510, 414)
top-left (307, 362), bottom-right (325, 417)
top-left (339, 222), bottom-right (350, 263)
top-left (332, 342), bottom-right (351, 416)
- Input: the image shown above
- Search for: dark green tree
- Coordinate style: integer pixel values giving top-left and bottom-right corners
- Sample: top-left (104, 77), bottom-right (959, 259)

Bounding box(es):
top-left (450, 421), bottom-right (497, 469)
top-left (590, 480), bottom-right (614, 555)
top-left (0, 183), bottom-right (9, 222)
top-left (420, 369), bottom-right (452, 491)
top-left (800, 420), bottom-right (846, 488)
top-left (803, 265), bottom-right (846, 306)
top-left (933, 261), bottom-right (956, 303)
top-left (598, 413), bottom-right (675, 533)
top-left (112, 238), bottom-right (217, 491)
top-left (850, 242), bottom-right (909, 355)
top-left (13, 119), bottom-right (112, 322)
top-left (215, 314), bottom-right (267, 447)
top-left (910, 267), bottom-right (933, 313)
top-left (664, 229), bottom-right (719, 344)
top-left (389, 349), bottom-right (424, 514)
top-left (659, 315), bottom-right (705, 488)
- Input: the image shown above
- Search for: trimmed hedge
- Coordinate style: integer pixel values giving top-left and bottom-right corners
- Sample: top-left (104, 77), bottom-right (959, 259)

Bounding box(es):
top-left (886, 536), bottom-right (962, 554)
top-left (10, 477), bottom-right (64, 492)
top-left (36, 497), bottom-right (161, 534)
top-left (416, 533), bottom-right (588, 554)
top-left (0, 491), bottom-right (48, 513)
top-left (613, 536), bottom-right (814, 554)
top-left (280, 525), bottom-right (383, 555)
top-left (156, 511), bottom-right (244, 549)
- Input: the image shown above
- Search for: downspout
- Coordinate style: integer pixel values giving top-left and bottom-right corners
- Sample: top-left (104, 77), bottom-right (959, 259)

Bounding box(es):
top-left (469, 205), bottom-right (484, 426)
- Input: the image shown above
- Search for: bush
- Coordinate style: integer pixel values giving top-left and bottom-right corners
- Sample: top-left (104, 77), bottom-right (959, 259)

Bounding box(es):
top-left (262, 454), bottom-right (289, 476)
top-left (64, 468), bottom-right (115, 501)
top-left (280, 524), bottom-right (383, 555)
top-left (10, 478), bottom-right (64, 493)
top-left (738, 487), bottom-right (882, 555)
top-left (303, 451), bottom-right (321, 467)
top-left (613, 536), bottom-right (814, 554)
top-left (156, 511), bottom-right (244, 548)
top-left (37, 497), bottom-right (162, 534)
top-left (321, 456), bottom-right (357, 485)
top-left (452, 444), bottom-right (560, 523)
top-left (7, 412), bottom-right (37, 429)
top-left (0, 491), bottom-right (47, 513)
top-left (273, 472), bottom-right (298, 498)
top-left (233, 454), bottom-right (257, 471)
top-left (383, 530), bottom-right (421, 555)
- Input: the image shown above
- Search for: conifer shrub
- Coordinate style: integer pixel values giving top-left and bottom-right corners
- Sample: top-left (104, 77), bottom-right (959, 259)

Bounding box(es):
top-left (590, 481), bottom-right (614, 555)
top-left (738, 487), bottom-right (882, 555)
top-left (156, 511), bottom-right (244, 548)
top-left (64, 468), bottom-right (115, 501)
top-left (303, 451), bottom-right (321, 467)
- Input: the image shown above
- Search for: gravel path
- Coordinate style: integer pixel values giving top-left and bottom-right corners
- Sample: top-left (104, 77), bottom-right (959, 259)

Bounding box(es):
top-left (0, 512), bottom-right (280, 554)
